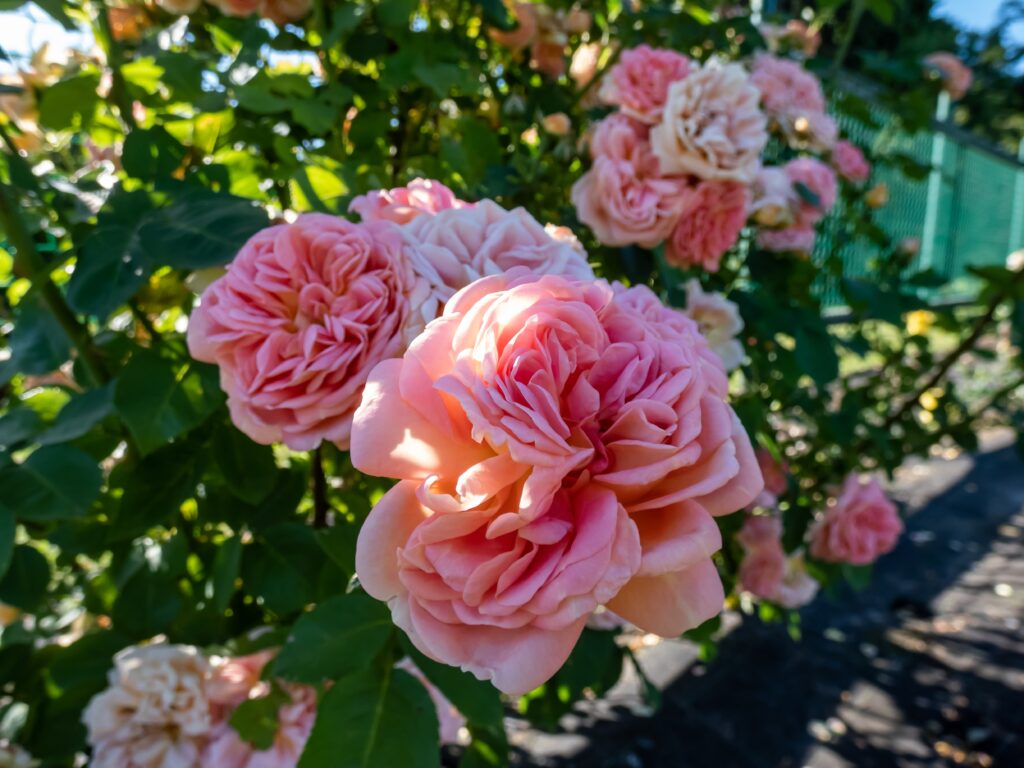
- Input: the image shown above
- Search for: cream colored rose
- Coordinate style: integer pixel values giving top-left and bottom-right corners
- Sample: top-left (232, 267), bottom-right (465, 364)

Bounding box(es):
top-left (683, 279), bottom-right (745, 371)
top-left (83, 643), bottom-right (213, 768)
top-left (651, 60), bottom-right (767, 183)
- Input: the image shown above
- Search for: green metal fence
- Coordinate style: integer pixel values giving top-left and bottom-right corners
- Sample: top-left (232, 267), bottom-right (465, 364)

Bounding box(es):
top-left (817, 81), bottom-right (1024, 307)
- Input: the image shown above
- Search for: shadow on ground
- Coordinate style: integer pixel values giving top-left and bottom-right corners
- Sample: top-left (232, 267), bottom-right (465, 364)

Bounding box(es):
top-left (513, 441), bottom-right (1024, 768)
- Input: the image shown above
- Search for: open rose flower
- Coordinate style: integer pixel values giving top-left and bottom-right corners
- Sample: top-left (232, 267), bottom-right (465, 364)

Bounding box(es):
top-left (832, 139), bottom-right (870, 184)
top-left (757, 225), bottom-right (816, 254)
top-left (352, 270), bottom-right (763, 694)
top-left (749, 166), bottom-right (795, 228)
top-left (203, 687), bottom-right (316, 767)
top-left (651, 60), bottom-right (767, 183)
top-left (737, 516), bottom-right (786, 599)
top-left (586, 113), bottom-right (649, 160)
top-left (810, 475), bottom-right (903, 565)
top-left (83, 644), bottom-right (212, 768)
top-left (401, 199), bottom-right (594, 328)
top-left (923, 52), bottom-right (973, 100)
top-left (665, 181), bottom-right (748, 272)
top-left (749, 53), bottom-right (832, 148)
top-left (783, 156), bottom-right (837, 226)
top-left (188, 214), bottom-right (426, 450)
top-left (682, 279), bottom-right (744, 371)
top-left (599, 45), bottom-right (690, 123)
top-left (775, 552), bottom-right (819, 608)
top-left (350, 179), bottom-right (470, 226)
top-left (572, 153), bottom-right (687, 248)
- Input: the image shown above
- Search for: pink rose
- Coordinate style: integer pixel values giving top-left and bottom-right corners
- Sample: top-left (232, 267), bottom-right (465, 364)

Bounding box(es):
top-left (587, 113), bottom-right (649, 160)
top-left (832, 140), bottom-right (870, 184)
top-left (736, 515), bottom-right (785, 599)
top-left (351, 270), bottom-right (763, 694)
top-left (783, 156), bottom-right (837, 226)
top-left (754, 448), bottom-right (788, 505)
top-left (531, 39), bottom-right (567, 79)
top-left (350, 179), bottom-right (470, 226)
top-left (598, 45), bottom-right (691, 123)
top-left (401, 199), bottom-right (593, 329)
top-left (651, 61), bottom-right (768, 183)
top-left (490, 2), bottom-right (537, 50)
top-left (203, 685), bottom-right (317, 768)
top-left (208, 651), bottom-right (276, 712)
top-left (756, 225), bottom-right (816, 254)
top-left (665, 181), bottom-right (748, 272)
top-left (188, 214), bottom-right (426, 450)
top-left (810, 475), bottom-right (902, 565)
top-left (395, 659), bottom-right (465, 743)
top-left (749, 53), bottom-right (828, 138)
top-left (923, 52), bottom-right (973, 100)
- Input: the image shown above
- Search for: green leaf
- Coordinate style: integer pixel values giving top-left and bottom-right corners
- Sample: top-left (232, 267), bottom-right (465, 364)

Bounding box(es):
top-left (212, 422), bottom-right (277, 504)
top-left (0, 294), bottom-right (71, 382)
top-left (402, 645), bottom-right (502, 727)
top-left (315, 523), bottom-right (358, 577)
top-left (473, 0), bottom-right (515, 30)
top-left (0, 505), bottom-right (15, 580)
top-left (115, 438), bottom-right (201, 540)
top-left (114, 348), bottom-right (224, 455)
top-left (37, 384), bottom-right (115, 446)
top-left (793, 323), bottom-right (839, 387)
top-left (230, 683), bottom-right (291, 750)
top-left (0, 545), bottom-right (50, 611)
top-left (49, 630), bottom-right (132, 694)
top-left (122, 127), bottom-right (189, 182)
top-left (0, 445), bottom-right (102, 521)
top-left (136, 191), bottom-right (267, 270)
top-left (207, 534), bottom-right (242, 614)
top-left (0, 408), bottom-right (42, 451)
top-left (112, 567), bottom-right (183, 638)
top-left (38, 73), bottom-right (100, 131)
top-left (274, 592), bottom-right (392, 683)
top-left (298, 667), bottom-right (439, 768)
top-left (242, 523), bottom-right (325, 615)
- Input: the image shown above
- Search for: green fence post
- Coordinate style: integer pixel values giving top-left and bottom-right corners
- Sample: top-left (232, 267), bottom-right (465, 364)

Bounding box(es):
top-left (1009, 138), bottom-right (1024, 255)
top-left (920, 91), bottom-right (951, 272)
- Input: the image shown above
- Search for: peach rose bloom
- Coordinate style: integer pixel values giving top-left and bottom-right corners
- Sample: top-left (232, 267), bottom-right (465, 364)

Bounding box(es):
top-left (865, 181), bottom-right (889, 209)
top-left (570, 42), bottom-right (603, 91)
top-left (665, 180), bottom-right (748, 272)
top-left (599, 45), bottom-right (691, 123)
top-left (207, 650), bottom-right (277, 711)
top-left (260, 0), bottom-right (312, 25)
top-left (490, 2), bottom-right (538, 50)
top-left (188, 214), bottom-right (426, 450)
top-left (651, 60), bottom-right (767, 183)
top-left (542, 112), bottom-right (572, 136)
top-left (401, 199), bottom-right (594, 329)
top-left (83, 644), bottom-right (212, 768)
top-left (108, 6), bottom-right (149, 42)
top-left (395, 659), bottom-right (466, 743)
top-left (749, 52), bottom-right (825, 126)
top-left (682, 280), bottom-right (744, 372)
top-left (757, 225), bottom-right (816, 254)
top-left (749, 166), bottom-right (795, 228)
top-left (923, 52), bottom-right (973, 100)
top-left (350, 179), bottom-right (470, 226)
top-left (784, 156), bottom-right (837, 226)
top-left (810, 475), bottom-right (903, 565)
top-left (351, 270), bottom-right (763, 693)
top-left (832, 139), bottom-right (870, 184)
top-left (774, 551), bottom-right (819, 609)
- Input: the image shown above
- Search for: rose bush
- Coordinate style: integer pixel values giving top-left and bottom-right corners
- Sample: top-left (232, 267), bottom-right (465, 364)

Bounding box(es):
top-left (0, 1), bottom-right (1021, 766)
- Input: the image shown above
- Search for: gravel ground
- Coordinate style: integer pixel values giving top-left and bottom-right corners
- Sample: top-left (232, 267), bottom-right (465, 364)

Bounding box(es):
top-left (509, 431), bottom-right (1024, 768)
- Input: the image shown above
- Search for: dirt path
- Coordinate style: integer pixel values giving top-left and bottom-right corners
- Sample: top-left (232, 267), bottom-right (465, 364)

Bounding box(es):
top-left (511, 433), bottom-right (1024, 768)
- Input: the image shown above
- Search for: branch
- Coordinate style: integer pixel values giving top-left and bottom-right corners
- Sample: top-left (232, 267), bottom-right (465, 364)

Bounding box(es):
top-left (0, 178), bottom-right (109, 387)
top-left (311, 444), bottom-right (329, 529)
top-left (882, 272), bottom-right (1023, 432)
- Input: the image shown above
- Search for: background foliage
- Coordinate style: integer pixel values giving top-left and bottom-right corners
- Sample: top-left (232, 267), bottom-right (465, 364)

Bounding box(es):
top-left (1, 0), bottom-right (1023, 765)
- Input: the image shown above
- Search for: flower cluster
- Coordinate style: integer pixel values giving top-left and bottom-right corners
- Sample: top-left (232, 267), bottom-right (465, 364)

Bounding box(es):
top-left (573, 45), bottom-right (869, 268)
top-left (82, 643), bottom-right (461, 768)
top-left (490, 3), bottom-right (592, 79)
top-left (574, 51), bottom-right (765, 272)
top-left (187, 181), bottom-right (591, 450)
